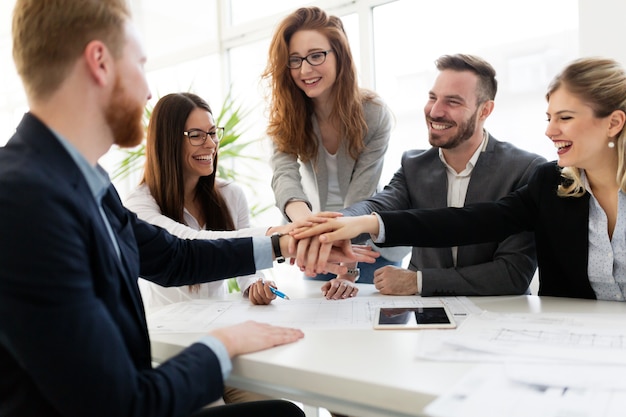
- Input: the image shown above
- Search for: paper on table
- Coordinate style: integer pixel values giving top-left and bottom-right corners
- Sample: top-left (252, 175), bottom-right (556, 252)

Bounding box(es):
top-left (506, 362), bottom-right (626, 391)
top-left (421, 311), bottom-right (626, 417)
top-left (146, 295), bottom-right (481, 333)
top-left (425, 364), bottom-right (626, 417)
top-left (146, 300), bottom-right (232, 333)
top-left (417, 311), bottom-right (626, 365)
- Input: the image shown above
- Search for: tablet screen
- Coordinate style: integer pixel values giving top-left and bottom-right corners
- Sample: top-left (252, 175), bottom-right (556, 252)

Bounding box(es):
top-left (374, 306), bottom-right (456, 329)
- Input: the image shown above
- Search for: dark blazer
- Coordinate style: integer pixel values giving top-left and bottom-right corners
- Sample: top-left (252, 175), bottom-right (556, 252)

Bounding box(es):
top-left (343, 135), bottom-right (546, 296)
top-left (377, 161), bottom-right (596, 299)
top-left (0, 113), bottom-right (257, 417)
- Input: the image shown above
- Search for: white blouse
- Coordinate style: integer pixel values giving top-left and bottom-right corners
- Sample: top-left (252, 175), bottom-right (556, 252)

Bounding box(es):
top-left (124, 179), bottom-right (267, 309)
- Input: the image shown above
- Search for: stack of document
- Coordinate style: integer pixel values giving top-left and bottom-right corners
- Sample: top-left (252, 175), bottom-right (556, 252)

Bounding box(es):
top-left (424, 312), bottom-right (626, 417)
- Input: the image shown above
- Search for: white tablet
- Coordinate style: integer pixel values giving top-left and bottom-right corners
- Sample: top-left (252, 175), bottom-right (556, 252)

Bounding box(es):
top-left (373, 306), bottom-right (457, 330)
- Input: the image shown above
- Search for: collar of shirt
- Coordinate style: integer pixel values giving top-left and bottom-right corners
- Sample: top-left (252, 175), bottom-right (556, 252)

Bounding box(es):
top-left (438, 130), bottom-right (489, 177)
top-left (50, 128), bottom-right (111, 203)
top-left (182, 207), bottom-right (203, 230)
top-left (437, 130), bottom-right (489, 265)
top-left (50, 129), bottom-right (121, 259)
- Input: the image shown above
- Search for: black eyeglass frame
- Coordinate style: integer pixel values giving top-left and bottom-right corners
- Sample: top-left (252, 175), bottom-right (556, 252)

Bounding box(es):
top-left (183, 127), bottom-right (225, 146)
top-left (287, 50), bottom-right (334, 69)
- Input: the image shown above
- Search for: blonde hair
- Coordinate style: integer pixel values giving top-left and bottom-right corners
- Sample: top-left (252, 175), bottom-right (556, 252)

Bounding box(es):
top-left (12, 0), bottom-right (130, 101)
top-left (546, 58), bottom-right (626, 197)
top-left (262, 6), bottom-right (376, 163)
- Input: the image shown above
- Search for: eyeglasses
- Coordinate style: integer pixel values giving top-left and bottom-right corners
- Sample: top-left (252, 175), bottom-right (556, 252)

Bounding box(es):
top-left (287, 50), bottom-right (334, 69)
top-left (183, 127), bottom-right (225, 146)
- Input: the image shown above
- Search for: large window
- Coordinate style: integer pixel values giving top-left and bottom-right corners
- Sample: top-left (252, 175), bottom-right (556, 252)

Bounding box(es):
top-left (372, 0), bottom-right (578, 183)
top-left (229, 0), bottom-right (307, 26)
top-left (135, 0), bottom-right (220, 62)
top-left (0, 0), bottom-right (580, 226)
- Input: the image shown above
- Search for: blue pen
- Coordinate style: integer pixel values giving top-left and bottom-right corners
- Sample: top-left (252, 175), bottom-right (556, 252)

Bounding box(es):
top-left (269, 286), bottom-right (290, 300)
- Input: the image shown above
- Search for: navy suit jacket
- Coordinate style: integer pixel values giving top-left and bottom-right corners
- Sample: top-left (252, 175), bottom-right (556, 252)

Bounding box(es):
top-left (343, 135), bottom-right (546, 295)
top-left (377, 162), bottom-right (596, 299)
top-left (0, 113), bottom-right (257, 417)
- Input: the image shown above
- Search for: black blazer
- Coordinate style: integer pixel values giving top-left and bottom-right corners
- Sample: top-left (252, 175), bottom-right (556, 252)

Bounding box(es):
top-left (0, 113), bottom-right (257, 416)
top-left (377, 162), bottom-right (596, 299)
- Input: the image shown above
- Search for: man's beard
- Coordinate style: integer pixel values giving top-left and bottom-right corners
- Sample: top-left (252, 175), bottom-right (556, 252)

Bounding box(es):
top-left (104, 75), bottom-right (145, 148)
top-left (428, 109), bottom-right (479, 150)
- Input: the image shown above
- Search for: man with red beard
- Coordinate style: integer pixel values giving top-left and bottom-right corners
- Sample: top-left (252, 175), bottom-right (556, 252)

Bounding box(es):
top-left (0, 1), bottom-right (369, 416)
top-left (342, 54), bottom-right (546, 297)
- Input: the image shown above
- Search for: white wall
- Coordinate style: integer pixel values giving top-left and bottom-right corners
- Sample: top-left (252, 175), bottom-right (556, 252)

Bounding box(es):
top-left (579, 0), bottom-right (626, 65)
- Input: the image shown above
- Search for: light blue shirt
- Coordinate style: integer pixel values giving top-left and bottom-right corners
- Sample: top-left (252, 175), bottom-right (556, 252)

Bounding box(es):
top-left (584, 172), bottom-right (626, 301)
top-left (52, 133), bottom-right (275, 380)
top-left (53, 130), bottom-right (121, 259)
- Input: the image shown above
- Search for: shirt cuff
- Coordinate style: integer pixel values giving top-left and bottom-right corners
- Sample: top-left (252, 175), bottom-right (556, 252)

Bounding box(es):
top-left (416, 270), bottom-right (422, 295)
top-left (198, 335), bottom-right (232, 380)
top-left (371, 212), bottom-right (386, 243)
top-left (242, 283), bottom-right (251, 297)
top-left (252, 236), bottom-right (273, 270)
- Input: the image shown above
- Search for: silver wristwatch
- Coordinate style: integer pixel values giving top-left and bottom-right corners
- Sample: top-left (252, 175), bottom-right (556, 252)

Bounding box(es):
top-left (345, 268), bottom-right (360, 282)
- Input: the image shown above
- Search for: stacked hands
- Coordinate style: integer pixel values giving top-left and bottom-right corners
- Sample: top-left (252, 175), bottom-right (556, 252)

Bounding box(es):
top-left (283, 212), bottom-right (380, 300)
top-left (248, 212), bottom-right (378, 303)
top-left (290, 211), bottom-right (379, 271)
top-left (211, 213), bottom-right (380, 358)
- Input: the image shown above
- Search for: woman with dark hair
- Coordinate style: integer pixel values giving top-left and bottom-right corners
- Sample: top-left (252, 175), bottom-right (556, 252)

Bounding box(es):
top-left (126, 92), bottom-right (283, 309)
top-left (126, 92), bottom-right (293, 405)
top-left (262, 6), bottom-right (408, 296)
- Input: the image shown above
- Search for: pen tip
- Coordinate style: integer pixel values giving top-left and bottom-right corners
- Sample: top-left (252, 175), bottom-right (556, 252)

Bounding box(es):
top-left (284, 296), bottom-right (291, 300)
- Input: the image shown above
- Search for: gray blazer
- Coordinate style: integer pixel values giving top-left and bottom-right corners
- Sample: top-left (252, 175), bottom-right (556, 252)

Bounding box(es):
top-left (342, 134), bottom-right (546, 296)
top-left (271, 97), bottom-right (392, 220)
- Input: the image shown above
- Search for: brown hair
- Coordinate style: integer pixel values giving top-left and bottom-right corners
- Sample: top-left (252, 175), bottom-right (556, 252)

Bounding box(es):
top-left (546, 58), bottom-right (626, 197)
top-left (12, 0), bottom-right (129, 101)
top-left (435, 54), bottom-right (498, 104)
top-left (262, 6), bottom-right (376, 163)
top-left (142, 93), bottom-right (235, 293)
top-left (143, 92), bottom-right (234, 231)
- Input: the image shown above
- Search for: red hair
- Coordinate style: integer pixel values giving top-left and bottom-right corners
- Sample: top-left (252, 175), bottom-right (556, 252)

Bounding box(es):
top-left (262, 6), bottom-right (376, 163)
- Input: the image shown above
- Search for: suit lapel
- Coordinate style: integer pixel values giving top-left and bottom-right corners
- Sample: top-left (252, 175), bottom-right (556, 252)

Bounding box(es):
top-left (311, 115), bottom-right (329, 210)
top-left (337, 140), bottom-right (355, 202)
top-left (416, 151), bottom-right (454, 266)
top-left (101, 186), bottom-right (145, 320)
top-left (422, 152), bottom-right (448, 207)
top-left (464, 134), bottom-right (496, 204)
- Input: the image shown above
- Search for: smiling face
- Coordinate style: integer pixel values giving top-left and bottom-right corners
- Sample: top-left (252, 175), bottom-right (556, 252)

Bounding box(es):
top-left (546, 87), bottom-right (615, 170)
top-left (423, 69), bottom-right (486, 150)
top-left (288, 29), bottom-right (337, 104)
top-left (182, 108), bottom-right (218, 184)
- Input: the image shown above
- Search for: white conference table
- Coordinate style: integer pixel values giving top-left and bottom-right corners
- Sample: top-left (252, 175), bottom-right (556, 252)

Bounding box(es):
top-left (149, 278), bottom-right (626, 417)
